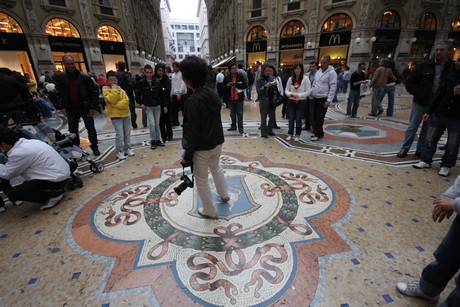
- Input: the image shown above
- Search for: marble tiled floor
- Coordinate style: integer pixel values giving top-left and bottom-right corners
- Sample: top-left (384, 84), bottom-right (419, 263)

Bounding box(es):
top-left (0, 86), bottom-right (458, 306)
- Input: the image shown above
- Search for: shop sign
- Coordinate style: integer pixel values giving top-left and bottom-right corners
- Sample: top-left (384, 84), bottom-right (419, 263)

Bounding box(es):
top-left (246, 40), bottom-right (267, 53)
top-left (279, 36), bottom-right (304, 50)
top-left (99, 41), bottom-right (126, 55)
top-left (0, 32), bottom-right (28, 50)
top-left (319, 31), bottom-right (351, 47)
top-left (48, 36), bottom-right (83, 52)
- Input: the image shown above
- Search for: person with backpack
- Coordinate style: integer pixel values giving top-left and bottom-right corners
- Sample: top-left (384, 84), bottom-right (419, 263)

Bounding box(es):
top-left (116, 61), bottom-right (137, 129)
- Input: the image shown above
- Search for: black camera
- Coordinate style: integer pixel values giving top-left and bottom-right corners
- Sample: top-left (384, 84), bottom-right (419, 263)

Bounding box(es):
top-left (174, 162), bottom-right (194, 196)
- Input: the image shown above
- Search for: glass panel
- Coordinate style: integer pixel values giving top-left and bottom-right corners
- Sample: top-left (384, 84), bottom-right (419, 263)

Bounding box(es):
top-left (281, 20), bottom-right (305, 37)
top-left (0, 12), bottom-right (24, 33)
top-left (45, 18), bottom-right (80, 38)
top-left (97, 25), bottom-right (123, 42)
top-left (417, 12), bottom-right (437, 30)
top-left (452, 16), bottom-right (460, 31)
top-left (253, 0), bottom-right (262, 9)
top-left (287, 2), bottom-right (300, 11)
top-left (251, 9), bottom-right (261, 18)
top-left (321, 13), bottom-right (352, 32)
top-left (377, 10), bottom-right (401, 29)
top-left (247, 26), bottom-right (268, 41)
top-left (52, 51), bottom-right (86, 72)
top-left (0, 51), bottom-right (34, 79)
top-left (49, 0), bottom-right (66, 6)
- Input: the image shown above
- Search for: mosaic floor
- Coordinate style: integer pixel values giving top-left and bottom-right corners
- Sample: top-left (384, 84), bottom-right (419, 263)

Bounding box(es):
top-left (1, 86), bottom-right (458, 306)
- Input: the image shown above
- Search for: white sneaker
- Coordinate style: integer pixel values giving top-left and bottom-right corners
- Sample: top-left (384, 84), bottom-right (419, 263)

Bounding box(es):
top-left (311, 136), bottom-right (319, 141)
top-left (14, 200), bottom-right (23, 206)
top-left (116, 151), bottom-right (126, 160)
top-left (396, 281), bottom-right (439, 301)
top-left (125, 148), bottom-right (135, 157)
top-left (286, 135), bottom-right (292, 141)
top-left (438, 167), bottom-right (450, 177)
top-left (0, 206), bottom-right (5, 213)
top-left (40, 194), bottom-right (64, 210)
top-left (413, 161), bottom-right (431, 169)
top-left (294, 136), bottom-right (300, 142)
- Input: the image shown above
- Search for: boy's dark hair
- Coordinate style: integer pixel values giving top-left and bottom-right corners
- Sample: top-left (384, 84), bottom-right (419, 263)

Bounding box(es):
top-left (180, 55), bottom-right (206, 88)
top-left (155, 63), bottom-right (166, 73)
top-left (172, 61), bottom-right (180, 68)
top-left (106, 70), bottom-right (117, 79)
top-left (0, 127), bottom-right (20, 145)
top-left (117, 61), bottom-right (127, 71)
top-left (144, 64), bottom-right (153, 71)
top-left (237, 63), bottom-right (243, 69)
top-left (228, 63), bottom-right (237, 71)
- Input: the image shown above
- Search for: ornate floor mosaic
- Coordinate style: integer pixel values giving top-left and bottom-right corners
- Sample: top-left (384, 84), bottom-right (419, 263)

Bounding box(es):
top-left (70, 153), bottom-right (355, 306)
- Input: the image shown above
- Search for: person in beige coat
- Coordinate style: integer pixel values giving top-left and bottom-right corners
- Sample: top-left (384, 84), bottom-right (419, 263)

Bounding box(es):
top-left (368, 59), bottom-right (396, 116)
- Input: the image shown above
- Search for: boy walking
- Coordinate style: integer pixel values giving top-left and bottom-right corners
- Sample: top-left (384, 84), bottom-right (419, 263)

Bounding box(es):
top-left (103, 71), bottom-right (134, 160)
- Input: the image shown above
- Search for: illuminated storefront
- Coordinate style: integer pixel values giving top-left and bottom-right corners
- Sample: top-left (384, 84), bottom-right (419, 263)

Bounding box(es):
top-left (318, 14), bottom-right (352, 66)
top-left (0, 12), bottom-right (35, 79)
top-left (46, 18), bottom-right (87, 72)
top-left (448, 15), bottom-right (460, 60)
top-left (278, 20), bottom-right (305, 67)
top-left (246, 26), bottom-right (267, 68)
top-left (371, 10), bottom-right (401, 61)
top-left (97, 25), bottom-right (127, 72)
top-left (410, 13), bottom-right (437, 62)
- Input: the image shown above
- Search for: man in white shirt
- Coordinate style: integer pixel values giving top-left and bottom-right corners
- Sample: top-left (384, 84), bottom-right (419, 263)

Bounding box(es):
top-left (0, 127), bottom-right (70, 211)
top-left (216, 69), bottom-right (225, 106)
top-left (170, 61), bottom-right (187, 126)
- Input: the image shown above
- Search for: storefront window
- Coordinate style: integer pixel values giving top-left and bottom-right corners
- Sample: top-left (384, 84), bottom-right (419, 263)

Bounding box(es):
top-left (321, 14), bottom-right (352, 32)
top-left (377, 10), bottom-right (401, 29)
top-left (97, 25), bottom-right (123, 42)
top-left (45, 18), bottom-right (80, 38)
top-left (0, 12), bottom-right (23, 33)
top-left (247, 26), bottom-right (267, 42)
top-left (452, 16), bottom-right (460, 31)
top-left (417, 12), bottom-right (436, 30)
top-left (280, 21), bottom-right (305, 37)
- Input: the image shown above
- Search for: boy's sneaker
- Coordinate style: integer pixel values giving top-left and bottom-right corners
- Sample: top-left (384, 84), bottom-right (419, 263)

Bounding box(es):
top-left (116, 151), bottom-right (126, 160)
top-left (125, 148), bottom-right (135, 157)
top-left (40, 194), bottom-right (64, 210)
top-left (14, 200), bottom-right (23, 206)
top-left (198, 207), bottom-right (218, 219)
top-left (286, 135), bottom-right (292, 141)
top-left (0, 206), bottom-right (5, 213)
top-left (156, 140), bottom-right (165, 147)
top-left (438, 167), bottom-right (450, 177)
top-left (396, 281), bottom-right (439, 301)
top-left (311, 136), bottom-right (319, 141)
top-left (413, 161), bottom-right (431, 169)
top-left (150, 141), bottom-right (156, 150)
top-left (294, 136), bottom-right (300, 142)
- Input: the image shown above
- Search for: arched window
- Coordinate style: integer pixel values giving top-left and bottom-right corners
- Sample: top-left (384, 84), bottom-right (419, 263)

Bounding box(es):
top-left (451, 16), bottom-right (460, 31)
top-left (322, 14), bottom-right (352, 33)
top-left (45, 18), bottom-right (80, 37)
top-left (377, 10), bottom-right (401, 29)
top-left (97, 25), bottom-right (123, 42)
top-left (280, 20), bottom-right (305, 37)
top-left (247, 26), bottom-right (267, 42)
top-left (417, 12), bottom-right (436, 30)
top-left (0, 12), bottom-right (23, 33)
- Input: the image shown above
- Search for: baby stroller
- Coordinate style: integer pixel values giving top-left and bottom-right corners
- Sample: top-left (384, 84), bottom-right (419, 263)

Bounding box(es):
top-left (15, 122), bottom-right (104, 189)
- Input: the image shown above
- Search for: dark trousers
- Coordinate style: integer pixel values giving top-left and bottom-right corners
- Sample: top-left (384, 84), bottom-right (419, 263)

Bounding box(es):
top-left (171, 95), bottom-right (185, 126)
top-left (304, 97), bottom-right (312, 129)
top-left (259, 98), bottom-right (274, 137)
top-left (420, 215), bottom-right (460, 304)
top-left (228, 99), bottom-right (244, 133)
top-left (160, 104), bottom-right (173, 141)
top-left (311, 97), bottom-right (328, 138)
top-left (0, 180), bottom-right (12, 206)
top-left (128, 96), bottom-right (137, 129)
top-left (67, 107), bottom-right (98, 149)
top-left (287, 100), bottom-right (306, 136)
top-left (2, 179), bottom-right (67, 203)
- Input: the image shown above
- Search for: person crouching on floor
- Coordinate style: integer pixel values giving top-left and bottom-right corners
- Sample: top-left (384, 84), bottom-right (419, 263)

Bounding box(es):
top-left (103, 71), bottom-right (135, 160)
top-left (179, 55), bottom-right (230, 219)
top-left (0, 127), bottom-right (70, 211)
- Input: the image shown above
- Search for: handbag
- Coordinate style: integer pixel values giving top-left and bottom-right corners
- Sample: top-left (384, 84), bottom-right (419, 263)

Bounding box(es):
top-left (270, 87), bottom-right (285, 108)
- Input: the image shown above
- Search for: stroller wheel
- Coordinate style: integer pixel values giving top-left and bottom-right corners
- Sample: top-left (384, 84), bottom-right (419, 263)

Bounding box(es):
top-left (96, 163), bottom-right (104, 173)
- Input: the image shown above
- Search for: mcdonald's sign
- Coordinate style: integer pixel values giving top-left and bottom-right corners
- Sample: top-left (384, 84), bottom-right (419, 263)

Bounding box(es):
top-left (246, 40), bottom-right (267, 53)
top-left (319, 31), bottom-right (351, 47)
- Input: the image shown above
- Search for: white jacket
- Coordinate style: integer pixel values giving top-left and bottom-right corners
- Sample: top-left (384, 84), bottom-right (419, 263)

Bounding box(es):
top-left (284, 76), bottom-right (311, 100)
top-left (311, 65), bottom-right (337, 101)
top-left (0, 138), bottom-right (70, 182)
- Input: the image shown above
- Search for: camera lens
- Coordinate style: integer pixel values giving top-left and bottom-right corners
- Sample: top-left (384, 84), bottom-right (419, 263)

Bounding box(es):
top-left (174, 181), bottom-right (188, 195)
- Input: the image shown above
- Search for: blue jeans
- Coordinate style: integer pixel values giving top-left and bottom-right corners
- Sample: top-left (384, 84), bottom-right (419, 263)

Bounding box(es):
top-left (371, 86), bottom-right (385, 115)
top-left (246, 84), bottom-right (253, 100)
top-left (145, 105), bottom-right (161, 141)
top-left (346, 89), bottom-right (360, 116)
top-left (229, 99), bottom-right (244, 133)
top-left (401, 102), bottom-right (429, 152)
top-left (420, 115), bottom-right (460, 168)
top-left (380, 84), bottom-right (395, 116)
top-left (420, 215), bottom-right (460, 304)
top-left (287, 100), bottom-right (306, 136)
top-left (112, 116), bottom-right (131, 152)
